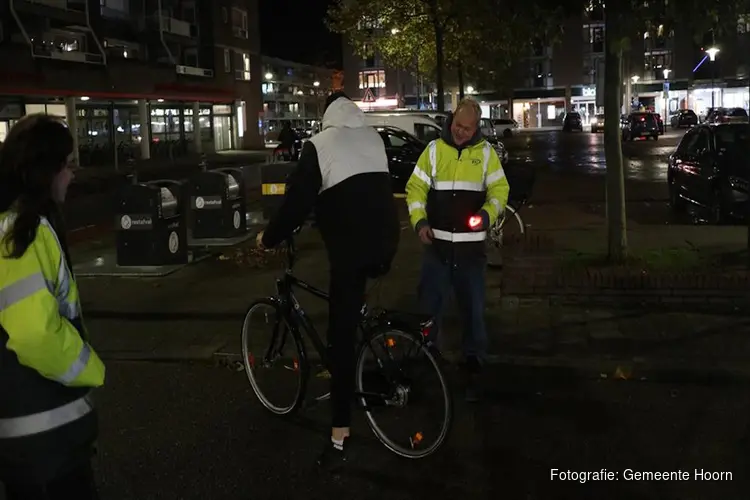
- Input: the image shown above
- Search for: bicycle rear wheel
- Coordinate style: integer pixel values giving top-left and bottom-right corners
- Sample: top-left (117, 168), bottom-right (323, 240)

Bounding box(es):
top-left (355, 329), bottom-right (452, 459)
top-left (486, 204), bottom-right (525, 269)
top-left (241, 298), bottom-right (308, 416)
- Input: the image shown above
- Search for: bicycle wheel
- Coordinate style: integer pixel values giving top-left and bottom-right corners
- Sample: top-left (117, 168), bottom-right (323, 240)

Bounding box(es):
top-left (486, 204), bottom-right (525, 269)
top-left (241, 298), bottom-right (308, 416)
top-left (356, 329), bottom-right (452, 459)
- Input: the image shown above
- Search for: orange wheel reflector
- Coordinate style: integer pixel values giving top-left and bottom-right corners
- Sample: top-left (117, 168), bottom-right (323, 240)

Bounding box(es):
top-left (386, 338), bottom-right (396, 348)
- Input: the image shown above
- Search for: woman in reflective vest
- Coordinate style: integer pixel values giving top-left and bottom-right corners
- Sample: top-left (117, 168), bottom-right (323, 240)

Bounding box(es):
top-left (0, 114), bottom-right (105, 499)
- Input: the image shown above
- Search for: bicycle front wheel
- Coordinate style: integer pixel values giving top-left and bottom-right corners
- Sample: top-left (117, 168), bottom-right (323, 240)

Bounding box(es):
top-left (486, 204), bottom-right (525, 269)
top-left (356, 329), bottom-right (453, 459)
top-left (241, 298), bottom-right (308, 416)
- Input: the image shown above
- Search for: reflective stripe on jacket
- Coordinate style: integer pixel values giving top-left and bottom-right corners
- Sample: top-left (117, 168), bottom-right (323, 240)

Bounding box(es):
top-left (405, 137), bottom-right (510, 258)
top-left (0, 211), bottom-right (105, 440)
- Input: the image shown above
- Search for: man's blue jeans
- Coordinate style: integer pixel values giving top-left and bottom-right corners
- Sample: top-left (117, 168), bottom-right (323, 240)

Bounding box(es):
top-left (417, 248), bottom-right (488, 362)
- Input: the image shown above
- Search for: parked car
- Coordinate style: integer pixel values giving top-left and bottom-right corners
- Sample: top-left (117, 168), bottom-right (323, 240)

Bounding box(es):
top-left (706, 107), bottom-right (749, 124)
top-left (670, 109), bottom-right (698, 128)
top-left (622, 112), bottom-right (660, 141)
top-left (480, 118), bottom-right (510, 165)
top-left (492, 118), bottom-right (519, 137)
top-left (667, 123), bottom-right (750, 222)
top-left (364, 113), bottom-right (443, 143)
top-left (562, 112), bottom-right (583, 132)
top-left (374, 125), bottom-right (426, 193)
top-left (590, 113), bottom-right (605, 133)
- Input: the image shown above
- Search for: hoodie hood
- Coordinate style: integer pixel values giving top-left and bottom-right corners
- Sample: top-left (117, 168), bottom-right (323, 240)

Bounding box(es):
top-left (322, 97), bottom-right (367, 130)
top-left (440, 112), bottom-right (484, 150)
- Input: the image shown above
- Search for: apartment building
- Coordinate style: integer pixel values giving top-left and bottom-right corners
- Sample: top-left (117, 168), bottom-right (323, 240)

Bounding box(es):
top-left (510, 6), bottom-right (750, 128)
top-left (0, 0), bottom-right (262, 166)
top-left (260, 56), bottom-right (336, 143)
top-left (341, 4), bottom-right (749, 129)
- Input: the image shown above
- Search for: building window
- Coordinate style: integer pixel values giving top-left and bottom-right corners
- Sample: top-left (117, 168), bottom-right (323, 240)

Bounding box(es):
top-left (358, 70), bottom-right (385, 90)
top-left (589, 26), bottom-right (604, 53)
top-left (234, 51), bottom-right (250, 80)
top-left (232, 8), bottom-right (248, 38)
top-left (224, 48), bottom-right (231, 73)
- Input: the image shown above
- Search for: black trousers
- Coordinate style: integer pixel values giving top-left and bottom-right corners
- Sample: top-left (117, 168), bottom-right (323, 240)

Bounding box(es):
top-left (3, 458), bottom-right (99, 500)
top-left (328, 266), bottom-right (368, 428)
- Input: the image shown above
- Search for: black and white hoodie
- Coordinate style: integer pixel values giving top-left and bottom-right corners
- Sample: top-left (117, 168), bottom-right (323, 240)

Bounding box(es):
top-left (262, 96), bottom-right (400, 272)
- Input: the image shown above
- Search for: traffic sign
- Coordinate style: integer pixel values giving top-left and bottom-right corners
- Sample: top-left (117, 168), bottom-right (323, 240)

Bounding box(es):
top-left (362, 88), bottom-right (376, 103)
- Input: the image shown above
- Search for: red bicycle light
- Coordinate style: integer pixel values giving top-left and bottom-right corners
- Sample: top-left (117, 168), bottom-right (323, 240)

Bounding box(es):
top-left (468, 215), bottom-right (482, 229)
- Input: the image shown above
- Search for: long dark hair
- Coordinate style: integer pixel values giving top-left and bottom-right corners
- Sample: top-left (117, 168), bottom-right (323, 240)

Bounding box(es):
top-left (0, 113), bottom-right (74, 262)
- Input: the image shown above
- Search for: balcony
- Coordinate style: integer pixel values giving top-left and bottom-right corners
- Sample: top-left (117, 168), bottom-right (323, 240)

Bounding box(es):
top-left (152, 12), bottom-right (198, 38)
top-left (176, 64), bottom-right (213, 78)
top-left (32, 44), bottom-right (104, 64)
top-left (12, 0), bottom-right (87, 23)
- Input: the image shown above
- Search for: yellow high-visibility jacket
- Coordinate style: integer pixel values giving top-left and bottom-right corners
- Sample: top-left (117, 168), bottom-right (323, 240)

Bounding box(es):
top-left (405, 137), bottom-right (510, 259)
top-left (0, 211), bottom-right (104, 469)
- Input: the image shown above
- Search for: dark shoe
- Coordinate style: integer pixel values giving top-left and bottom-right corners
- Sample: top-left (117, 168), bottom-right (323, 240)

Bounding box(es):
top-left (316, 437), bottom-right (349, 472)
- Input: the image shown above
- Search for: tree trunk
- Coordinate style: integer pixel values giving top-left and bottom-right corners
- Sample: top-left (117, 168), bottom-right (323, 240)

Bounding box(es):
top-left (603, 8), bottom-right (627, 262)
top-left (434, 23), bottom-right (445, 111)
top-left (458, 63), bottom-right (465, 100)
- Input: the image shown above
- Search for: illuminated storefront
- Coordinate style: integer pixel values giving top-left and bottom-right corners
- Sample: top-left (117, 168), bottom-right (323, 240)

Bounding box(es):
top-left (511, 88), bottom-right (567, 129)
top-left (570, 85), bottom-right (599, 124)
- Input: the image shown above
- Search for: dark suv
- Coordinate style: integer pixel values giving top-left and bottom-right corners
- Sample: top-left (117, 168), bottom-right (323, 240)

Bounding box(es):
top-left (670, 109), bottom-right (698, 128)
top-left (622, 112), bottom-right (659, 141)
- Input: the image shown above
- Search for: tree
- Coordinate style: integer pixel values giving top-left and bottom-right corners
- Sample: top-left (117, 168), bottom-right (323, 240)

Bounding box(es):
top-left (582, 0), bottom-right (750, 262)
top-left (327, 0), bottom-right (565, 110)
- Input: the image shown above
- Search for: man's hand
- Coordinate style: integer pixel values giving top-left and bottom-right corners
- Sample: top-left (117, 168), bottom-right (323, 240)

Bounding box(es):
top-left (418, 225), bottom-right (434, 245)
top-left (256, 230), bottom-right (266, 250)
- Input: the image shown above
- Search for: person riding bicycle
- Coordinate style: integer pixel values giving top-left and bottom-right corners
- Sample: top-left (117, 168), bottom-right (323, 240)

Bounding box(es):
top-left (405, 97), bottom-right (510, 402)
top-left (256, 91), bottom-right (399, 469)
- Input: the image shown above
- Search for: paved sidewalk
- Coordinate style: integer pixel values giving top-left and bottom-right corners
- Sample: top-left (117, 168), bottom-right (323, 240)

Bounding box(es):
top-left (75, 227), bottom-right (750, 382)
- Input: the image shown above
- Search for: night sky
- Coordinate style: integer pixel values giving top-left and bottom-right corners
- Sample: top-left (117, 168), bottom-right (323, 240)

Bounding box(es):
top-left (259, 0), bottom-right (342, 69)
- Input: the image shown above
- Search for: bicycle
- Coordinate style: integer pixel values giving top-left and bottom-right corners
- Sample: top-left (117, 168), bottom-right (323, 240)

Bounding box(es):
top-left (485, 198), bottom-right (527, 269)
top-left (240, 229), bottom-right (453, 459)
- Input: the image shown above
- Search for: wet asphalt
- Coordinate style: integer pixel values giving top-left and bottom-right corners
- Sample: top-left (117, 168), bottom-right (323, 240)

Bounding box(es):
top-left (82, 360), bottom-right (750, 499)
top-left (505, 128), bottom-right (683, 182)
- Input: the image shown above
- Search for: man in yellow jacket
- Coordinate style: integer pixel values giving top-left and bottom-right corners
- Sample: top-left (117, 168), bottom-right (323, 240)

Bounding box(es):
top-left (405, 98), bottom-right (510, 402)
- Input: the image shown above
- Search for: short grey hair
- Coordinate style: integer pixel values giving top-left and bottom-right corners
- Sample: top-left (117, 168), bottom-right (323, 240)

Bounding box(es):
top-left (454, 97), bottom-right (482, 124)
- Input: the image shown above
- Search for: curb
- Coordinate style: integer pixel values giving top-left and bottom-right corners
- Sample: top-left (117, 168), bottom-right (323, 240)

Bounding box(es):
top-left (210, 350), bottom-right (750, 385)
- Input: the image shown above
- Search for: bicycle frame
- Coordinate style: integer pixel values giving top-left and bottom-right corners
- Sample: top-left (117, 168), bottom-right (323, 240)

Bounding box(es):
top-left (275, 269), bottom-right (333, 369)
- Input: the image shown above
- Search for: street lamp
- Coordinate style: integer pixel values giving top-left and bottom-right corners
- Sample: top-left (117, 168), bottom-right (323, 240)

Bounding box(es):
top-left (662, 69), bottom-right (671, 124)
top-left (313, 81), bottom-right (320, 87)
top-left (265, 72), bottom-right (273, 80)
top-left (466, 86), bottom-right (474, 94)
top-left (706, 46), bottom-right (720, 109)
top-left (391, 28), bottom-right (400, 35)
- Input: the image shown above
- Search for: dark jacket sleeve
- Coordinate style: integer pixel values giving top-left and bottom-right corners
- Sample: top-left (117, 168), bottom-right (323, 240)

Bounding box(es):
top-left (261, 141), bottom-right (322, 248)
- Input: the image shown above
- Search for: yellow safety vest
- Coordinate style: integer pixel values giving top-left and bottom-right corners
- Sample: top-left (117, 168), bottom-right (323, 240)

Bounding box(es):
top-left (405, 138), bottom-right (510, 257)
top-left (0, 211), bottom-right (105, 441)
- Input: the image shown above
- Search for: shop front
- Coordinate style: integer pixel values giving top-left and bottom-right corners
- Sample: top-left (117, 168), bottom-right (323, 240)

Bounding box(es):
top-left (722, 80), bottom-right (749, 111)
top-left (570, 86), bottom-right (599, 124)
top-left (511, 88), bottom-right (567, 129)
